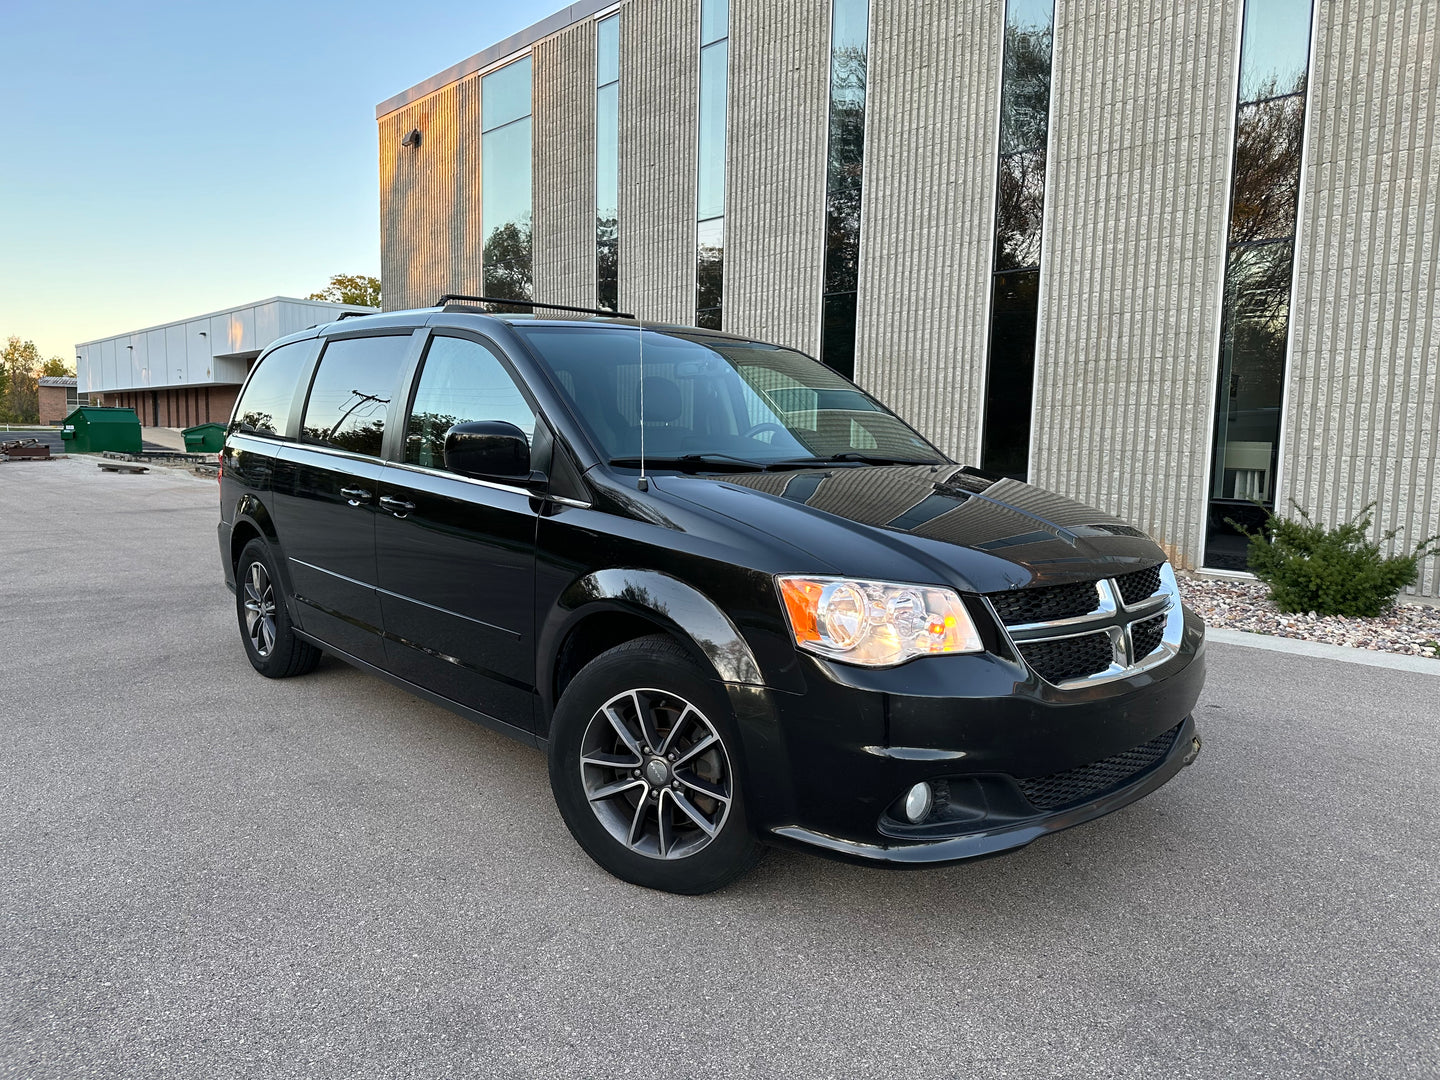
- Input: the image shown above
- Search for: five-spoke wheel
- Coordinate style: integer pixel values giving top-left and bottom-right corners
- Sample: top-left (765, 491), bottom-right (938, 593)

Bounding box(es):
top-left (234, 538), bottom-right (322, 678)
top-left (549, 635), bottom-right (762, 893)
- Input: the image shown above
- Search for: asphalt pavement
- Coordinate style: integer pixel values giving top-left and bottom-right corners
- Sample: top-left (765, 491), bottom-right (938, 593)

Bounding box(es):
top-left (2, 455), bottom-right (1437, 1079)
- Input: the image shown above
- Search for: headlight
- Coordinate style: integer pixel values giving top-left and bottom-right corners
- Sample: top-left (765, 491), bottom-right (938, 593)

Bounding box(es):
top-left (776, 575), bottom-right (984, 666)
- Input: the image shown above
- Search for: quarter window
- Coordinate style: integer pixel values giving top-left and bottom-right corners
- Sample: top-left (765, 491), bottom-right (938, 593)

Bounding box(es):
top-left (300, 336), bottom-right (409, 456)
top-left (230, 340), bottom-right (313, 437)
top-left (405, 336), bottom-right (536, 469)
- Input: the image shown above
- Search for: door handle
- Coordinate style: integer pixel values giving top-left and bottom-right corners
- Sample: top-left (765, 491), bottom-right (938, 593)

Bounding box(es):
top-left (340, 486), bottom-right (372, 506)
top-left (379, 495), bottom-right (416, 518)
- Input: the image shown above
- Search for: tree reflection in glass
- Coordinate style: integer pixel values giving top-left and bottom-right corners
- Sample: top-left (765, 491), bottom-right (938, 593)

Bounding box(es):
top-left (482, 58), bottom-right (534, 303)
top-left (1205, 0), bottom-right (1312, 569)
top-left (820, 0), bottom-right (869, 378)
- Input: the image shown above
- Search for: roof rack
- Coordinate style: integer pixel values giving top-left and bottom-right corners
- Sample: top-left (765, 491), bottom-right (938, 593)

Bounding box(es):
top-left (335, 310), bottom-right (372, 320)
top-left (436, 294), bottom-right (635, 320)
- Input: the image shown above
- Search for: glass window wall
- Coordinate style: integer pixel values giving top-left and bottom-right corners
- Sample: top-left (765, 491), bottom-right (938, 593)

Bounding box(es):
top-left (596, 16), bottom-right (620, 312)
top-left (481, 57), bottom-right (534, 302)
top-left (1204, 0), bottom-right (1313, 568)
top-left (820, 0), bottom-right (869, 379)
top-left (980, 0), bottom-right (1054, 479)
top-left (696, 0), bottom-right (728, 329)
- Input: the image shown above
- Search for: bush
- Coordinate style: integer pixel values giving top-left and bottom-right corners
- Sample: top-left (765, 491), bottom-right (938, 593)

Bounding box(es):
top-left (1230, 501), bottom-right (1440, 618)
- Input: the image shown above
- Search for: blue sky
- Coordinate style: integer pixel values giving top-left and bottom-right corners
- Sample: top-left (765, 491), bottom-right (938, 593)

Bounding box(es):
top-left (0, 0), bottom-right (561, 362)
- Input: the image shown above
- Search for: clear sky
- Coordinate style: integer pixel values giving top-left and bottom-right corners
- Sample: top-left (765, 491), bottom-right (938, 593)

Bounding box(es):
top-left (0, 0), bottom-right (563, 363)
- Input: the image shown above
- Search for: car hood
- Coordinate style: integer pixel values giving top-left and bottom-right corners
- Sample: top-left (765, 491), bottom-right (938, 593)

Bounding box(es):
top-left (649, 464), bottom-right (1166, 594)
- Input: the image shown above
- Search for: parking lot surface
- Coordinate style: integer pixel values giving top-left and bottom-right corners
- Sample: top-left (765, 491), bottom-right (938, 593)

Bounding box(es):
top-left (2, 456), bottom-right (1437, 1079)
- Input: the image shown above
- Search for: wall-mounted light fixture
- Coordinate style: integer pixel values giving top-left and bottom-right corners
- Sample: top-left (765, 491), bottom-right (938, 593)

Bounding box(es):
top-left (402, 128), bottom-right (422, 148)
top-left (198, 331), bottom-right (206, 337)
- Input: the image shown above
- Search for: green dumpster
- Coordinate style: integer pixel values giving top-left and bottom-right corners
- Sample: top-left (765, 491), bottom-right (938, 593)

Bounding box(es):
top-left (60, 407), bottom-right (143, 453)
top-left (181, 422), bottom-right (226, 453)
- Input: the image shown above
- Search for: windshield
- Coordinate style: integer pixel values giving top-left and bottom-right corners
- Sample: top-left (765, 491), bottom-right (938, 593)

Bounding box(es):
top-left (513, 325), bottom-right (945, 468)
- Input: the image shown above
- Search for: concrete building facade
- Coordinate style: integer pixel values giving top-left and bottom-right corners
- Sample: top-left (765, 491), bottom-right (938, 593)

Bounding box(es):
top-left (376, 0), bottom-right (1440, 599)
top-left (76, 297), bottom-right (375, 431)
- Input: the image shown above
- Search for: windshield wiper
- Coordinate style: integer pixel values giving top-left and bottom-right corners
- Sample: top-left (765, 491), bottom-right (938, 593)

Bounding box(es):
top-left (814, 452), bottom-right (943, 466)
top-left (608, 453), bottom-right (771, 472)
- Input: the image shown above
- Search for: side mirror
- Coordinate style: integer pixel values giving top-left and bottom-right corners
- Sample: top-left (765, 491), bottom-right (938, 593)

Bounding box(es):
top-left (443, 421), bottom-right (531, 480)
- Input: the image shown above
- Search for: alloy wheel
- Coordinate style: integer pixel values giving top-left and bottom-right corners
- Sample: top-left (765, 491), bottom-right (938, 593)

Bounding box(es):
top-left (242, 560), bottom-right (278, 658)
top-left (579, 688), bottom-right (734, 860)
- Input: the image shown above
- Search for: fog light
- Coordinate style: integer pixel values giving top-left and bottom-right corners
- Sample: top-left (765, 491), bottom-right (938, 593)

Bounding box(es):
top-left (903, 782), bottom-right (934, 823)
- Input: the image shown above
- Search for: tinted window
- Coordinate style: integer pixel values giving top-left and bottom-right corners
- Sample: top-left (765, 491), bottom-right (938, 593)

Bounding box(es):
top-left (405, 336), bottom-right (536, 469)
top-left (301, 335), bottom-right (409, 456)
top-left (230, 340), bottom-right (313, 437)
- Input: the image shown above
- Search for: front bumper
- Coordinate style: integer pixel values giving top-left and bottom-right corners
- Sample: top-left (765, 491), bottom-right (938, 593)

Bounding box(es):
top-left (729, 606), bottom-right (1207, 866)
top-left (771, 716), bottom-right (1201, 865)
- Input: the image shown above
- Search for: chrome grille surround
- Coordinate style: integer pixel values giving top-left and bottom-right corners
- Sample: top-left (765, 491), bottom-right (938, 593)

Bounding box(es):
top-left (986, 562), bottom-right (1184, 689)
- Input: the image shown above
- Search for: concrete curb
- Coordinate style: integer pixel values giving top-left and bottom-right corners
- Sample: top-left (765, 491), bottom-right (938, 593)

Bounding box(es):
top-left (1206, 627), bottom-right (1440, 676)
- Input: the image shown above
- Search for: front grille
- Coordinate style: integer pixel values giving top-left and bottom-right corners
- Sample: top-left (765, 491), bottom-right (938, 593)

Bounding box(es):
top-left (1132, 613), bottom-right (1167, 659)
top-left (1017, 722), bottom-right (1183, 811)
top-left (1016, 632), bottom-right (1114, 683)
top-left (1116, 565), bottom-right (1163, 605)
top-left (989, 580), bottom-right (1100, 626)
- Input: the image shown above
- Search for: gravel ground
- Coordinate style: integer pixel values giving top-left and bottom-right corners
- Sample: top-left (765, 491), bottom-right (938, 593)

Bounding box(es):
top-left (1179, 573), bottom-right (1440, 659)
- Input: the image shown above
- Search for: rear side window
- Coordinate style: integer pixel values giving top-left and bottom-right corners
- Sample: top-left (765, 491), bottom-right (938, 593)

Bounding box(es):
top-left (301, 335), bottom-right (410, 456)
top-left (229, 340), bottom-right (313, 437)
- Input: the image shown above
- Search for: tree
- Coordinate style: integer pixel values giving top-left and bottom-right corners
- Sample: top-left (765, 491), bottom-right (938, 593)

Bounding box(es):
top-left (41, 357), bottom-right (74, 378)
top-left (1, 338), bottom-right (43, 422)
top-left (308, 273), bottom-right (381, 308)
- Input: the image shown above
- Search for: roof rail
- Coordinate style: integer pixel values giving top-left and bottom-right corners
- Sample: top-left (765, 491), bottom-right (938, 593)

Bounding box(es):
top-left (335, 310), bottom-right (372, 320)
top-left (436, 294), bottom-right (635, 320)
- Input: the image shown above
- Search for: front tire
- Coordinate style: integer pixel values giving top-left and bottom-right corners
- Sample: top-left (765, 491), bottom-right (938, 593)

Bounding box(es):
top-left (235, 538), bottom-right (322, 678)
top-left (548, 635), bottom-right (763, 894)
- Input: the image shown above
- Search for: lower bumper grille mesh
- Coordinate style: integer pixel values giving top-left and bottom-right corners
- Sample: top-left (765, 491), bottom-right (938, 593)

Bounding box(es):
top-left (1017, 722), bottom-right (1183, 811)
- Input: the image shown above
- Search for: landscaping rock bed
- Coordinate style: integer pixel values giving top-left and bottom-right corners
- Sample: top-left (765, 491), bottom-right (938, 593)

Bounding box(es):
top-left (1178, 573), bottom-right (1440, 659)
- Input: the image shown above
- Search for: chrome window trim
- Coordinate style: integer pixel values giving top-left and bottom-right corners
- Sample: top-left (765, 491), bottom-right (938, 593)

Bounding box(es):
top-left (227, 435), bottom-right (591, 507)
top-left (386, 459), bottom-right (593, 508)
top-left (988, 563), bottom-right (1184, 689)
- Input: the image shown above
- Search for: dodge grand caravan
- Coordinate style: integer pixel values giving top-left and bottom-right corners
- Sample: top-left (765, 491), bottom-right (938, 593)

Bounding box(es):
top-left (219, 297), bottom-right (1205, 894)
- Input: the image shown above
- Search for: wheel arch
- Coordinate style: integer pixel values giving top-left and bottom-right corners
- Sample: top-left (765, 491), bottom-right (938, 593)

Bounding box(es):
top-left (538, 569), bottom-right (765, 734)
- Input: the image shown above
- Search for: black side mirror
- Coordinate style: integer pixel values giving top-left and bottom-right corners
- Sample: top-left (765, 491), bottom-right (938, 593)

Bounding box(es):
top-left (443, 421), bottom-right (531, 480)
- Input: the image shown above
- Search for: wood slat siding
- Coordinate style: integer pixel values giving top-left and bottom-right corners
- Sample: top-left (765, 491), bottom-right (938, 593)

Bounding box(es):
top-left (1283, 0), bottom-right (1440, 599)
top-left (1030, 0), bottom-right (1238, 569)
top-left (378, 78), bottom-right (483, 312)
top-left (617, 0), bottom-right (698, 323)
top-left (853, 0), bottom-right (1002, 460)
top-left (534, 21), bottom-right (598, 309)
top-left (724, 0), bottom-right (829, 352)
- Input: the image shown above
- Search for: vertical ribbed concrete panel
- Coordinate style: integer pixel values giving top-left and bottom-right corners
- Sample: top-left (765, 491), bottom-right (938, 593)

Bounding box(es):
top-left (618, 0), bottom-right (698, 323)
top-left (854, 0), bottom-right (1002, 459)
top-left (534, 22), bottom-right (597, 309)
top-left (378, 78), bottom-right (483, 312)
top-left (725, 0), bottom-right (828, 352)
top-left (1030, 0), bottom-right (1239, 568)
top-left (1284, 0), bottom-right (1440, 599)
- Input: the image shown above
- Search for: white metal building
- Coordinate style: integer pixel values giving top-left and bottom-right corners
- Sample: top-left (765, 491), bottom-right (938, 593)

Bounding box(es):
top-left (76, 296), bottom-right (375, 429)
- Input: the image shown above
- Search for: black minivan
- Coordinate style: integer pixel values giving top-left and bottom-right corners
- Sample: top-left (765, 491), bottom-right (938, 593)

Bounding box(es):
top-left (219, 299), bottom-right (1205, 894)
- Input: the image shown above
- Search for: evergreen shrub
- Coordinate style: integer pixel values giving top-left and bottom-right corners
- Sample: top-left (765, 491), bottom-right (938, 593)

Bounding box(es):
top-left (1230, 501), bottom-right (1439, 618)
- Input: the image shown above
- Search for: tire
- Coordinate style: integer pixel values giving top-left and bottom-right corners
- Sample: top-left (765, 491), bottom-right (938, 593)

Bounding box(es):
top-left (548, 635), bottom-right (763, 894)
top-left (235, 538), bottom-right (322, 679)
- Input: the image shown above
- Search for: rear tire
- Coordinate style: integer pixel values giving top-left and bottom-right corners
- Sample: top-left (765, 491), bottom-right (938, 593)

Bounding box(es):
top-left (235, 538), bottom-right (322, 678)
top-left (548, 635), bottom-right (763, 894)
